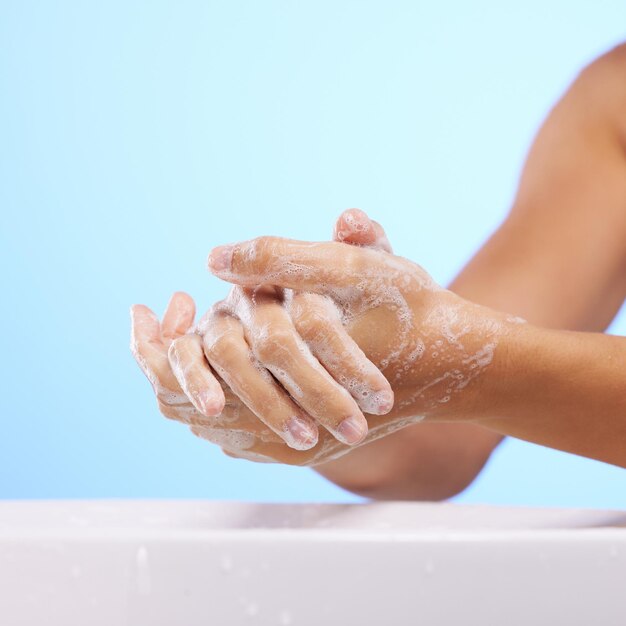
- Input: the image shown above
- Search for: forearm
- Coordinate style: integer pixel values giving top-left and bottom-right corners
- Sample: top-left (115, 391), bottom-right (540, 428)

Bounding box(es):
top-left (314, 421), bottom-right (501, 500)
top-left (316, 44), bottom-right (626, 498)
top-left (477, 324), bottom-right (626, 467)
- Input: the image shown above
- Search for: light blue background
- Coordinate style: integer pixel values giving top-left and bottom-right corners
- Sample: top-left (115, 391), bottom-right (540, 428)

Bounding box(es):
top-left (1, 1), bottom-right (625, 507)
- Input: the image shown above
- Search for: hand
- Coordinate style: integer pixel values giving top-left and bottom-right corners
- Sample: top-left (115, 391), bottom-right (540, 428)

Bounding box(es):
top-left (131, 210), bottom-right (396, 465)
top-left (207, 228), bottom-right (518, 438)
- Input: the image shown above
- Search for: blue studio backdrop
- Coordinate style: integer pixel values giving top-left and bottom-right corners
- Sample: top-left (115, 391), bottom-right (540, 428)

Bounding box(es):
top-left (1, 1), bottom-right (625, 507)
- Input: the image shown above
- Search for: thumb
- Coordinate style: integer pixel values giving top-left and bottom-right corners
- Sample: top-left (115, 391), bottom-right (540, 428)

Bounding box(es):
top-left (333, 208), bottom-right (393, 253)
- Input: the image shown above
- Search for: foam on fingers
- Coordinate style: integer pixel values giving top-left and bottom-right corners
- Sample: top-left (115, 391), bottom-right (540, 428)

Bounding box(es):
top-left (207, 237), bottom-right (386, 297)
top-left (168, 334), bottom-right (226, 417)
top-left (201, 309), bottom-right (319, 451)
top-left (130, 304), bottom-right (161, 344)
top-left (235, 288), bottom-right (370, 445)
top-left (129, 304), bottom-right (165, 386)
top-left (288, 292), bottom-right (394, 415)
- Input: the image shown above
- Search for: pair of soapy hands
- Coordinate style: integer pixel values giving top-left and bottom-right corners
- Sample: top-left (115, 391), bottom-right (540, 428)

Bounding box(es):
top-left (131, 209), bottom-right (508, 466)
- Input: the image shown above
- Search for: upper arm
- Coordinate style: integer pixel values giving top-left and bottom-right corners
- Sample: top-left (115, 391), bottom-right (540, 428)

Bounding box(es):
top-left (453, 43), bottom-right (626, 332)
top-left (514, 42), bottom-right (626, 223)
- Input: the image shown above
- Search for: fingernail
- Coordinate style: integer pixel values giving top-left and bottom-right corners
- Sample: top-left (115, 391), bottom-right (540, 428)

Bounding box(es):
top-left (197, 390), bottom-right (223, 416)
top-left (336, 416), bottom-right (368, 445)
top-left (349, 208), bottom-right (369, 225)
top-left (375, 389), bottom-right (394, 414)
top-left (344, 208), bottom-right (370, 232)
top-left (208, 244), bottom-right (234, 273)
top-left (284, 416), bottom-right (318, 451)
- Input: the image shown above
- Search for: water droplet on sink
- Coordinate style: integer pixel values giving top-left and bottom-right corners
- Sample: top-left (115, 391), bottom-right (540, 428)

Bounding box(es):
top-left (136, 545), bottom-right (151, 596)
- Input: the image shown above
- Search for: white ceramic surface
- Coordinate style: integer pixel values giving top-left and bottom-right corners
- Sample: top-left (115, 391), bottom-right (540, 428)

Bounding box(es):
top-left (0, 500), bottom-right (624, 625)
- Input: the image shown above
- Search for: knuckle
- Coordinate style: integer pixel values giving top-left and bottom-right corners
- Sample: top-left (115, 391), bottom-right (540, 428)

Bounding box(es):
top-left (204, 330), bottom-right (240, 361)
top-left (167, 335), bottom-right (185, 360)
top-left (252, 235), bottom-right (276, 257)
top-left (292, 310), bottom-right (324, 341)
top-left (168, 334), bottom-right (198, 361)
top-left (289, 291), bottom-right (325, 314)
top-left (238, 236), bottom-right (276, 275)
top-left (290, 294), bottom-right (338, 338)
top-left (195, 301), bottom-right (227, 334)
top-left (253, 327), bottom-right (297, 363)
top-left (293, 308), bottom-right (332, 340)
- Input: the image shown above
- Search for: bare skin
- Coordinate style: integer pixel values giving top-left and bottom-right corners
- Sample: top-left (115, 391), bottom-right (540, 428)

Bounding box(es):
top-left (315, 43), bottom-right (626, 499)
top-left (130, 214), bottom-right (405, 465)
top-left (204, 215), bottom-right (626, 467)
top-left (131, 44), bottom-right (626, 500)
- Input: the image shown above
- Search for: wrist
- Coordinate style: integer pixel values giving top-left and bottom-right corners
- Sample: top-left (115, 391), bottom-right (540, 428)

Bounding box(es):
top-left (391, 293), bottom-right (524, 422)
top-left (465, 317), bottom-right (541, 424)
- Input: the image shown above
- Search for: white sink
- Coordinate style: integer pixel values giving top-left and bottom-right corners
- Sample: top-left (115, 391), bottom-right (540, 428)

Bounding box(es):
top-left (0, 500), bottom-right (624, 625)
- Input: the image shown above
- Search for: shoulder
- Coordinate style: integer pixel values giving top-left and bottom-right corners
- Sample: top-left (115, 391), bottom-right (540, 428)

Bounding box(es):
top-left (571, 43), bottom-right (626, 147)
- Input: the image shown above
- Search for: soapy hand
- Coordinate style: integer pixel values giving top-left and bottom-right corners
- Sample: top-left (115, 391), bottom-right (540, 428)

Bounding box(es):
top-left (132, 209), bottom-right (514, 467)
top-left (130, 210), bottom-right (398, 464)
top-left (205, 219), bottom-right (516, 464)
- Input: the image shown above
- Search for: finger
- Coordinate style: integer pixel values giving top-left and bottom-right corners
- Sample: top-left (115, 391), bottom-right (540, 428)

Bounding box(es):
top-left (130, 304), bottom-right (200, 424)
top-left (219, 446), bottom-right (275, 464)
top-left (288, 292), bottom-right (394, 415)
top-left (190, 429), bottom-right (278, 464)
top-left (207, 237), bottom-right (392, 296)
top-left (239, 287), bottom-right (369, 445)
top-left (168, 334), bottom-right (226, 417)
top-left (191, 424), bottom-right (350, 467)
top-left (333, 208), bottom-right (393, 253)
top-left (191, 427), bottom-right (295, 465)
top-left (161, 291), bottom-right (196, 340)
top-left (202, 311), bottom-right (319, 450)
top-left (130, 304), bottom-right (167, 386)
top-left (130, 304), bottom-right (161, 345)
